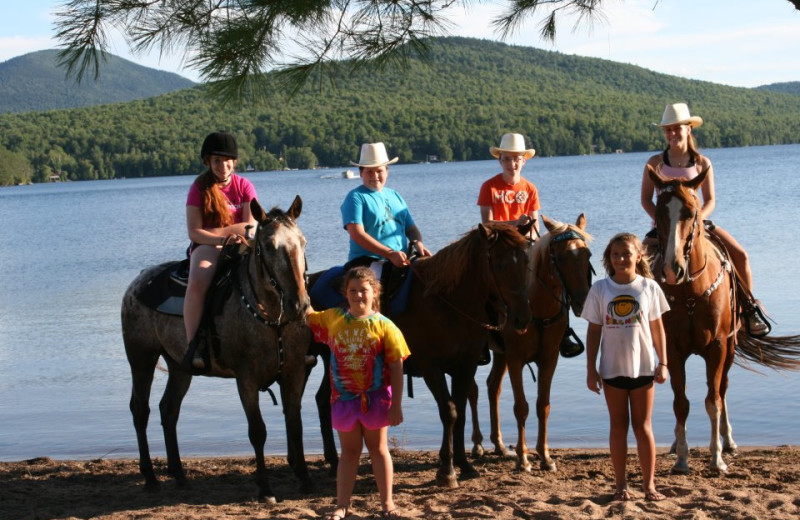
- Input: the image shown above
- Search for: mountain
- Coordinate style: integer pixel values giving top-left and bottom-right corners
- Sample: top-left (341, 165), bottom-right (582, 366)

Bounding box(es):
top-left (0, 49), bottom-right (196, 114)
top-left (756, 81), bottom-right (800, 96)
top-left (2, 37), bottom-right (800, 185)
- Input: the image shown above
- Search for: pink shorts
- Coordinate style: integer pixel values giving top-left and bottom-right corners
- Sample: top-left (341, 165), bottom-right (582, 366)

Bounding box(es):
top-left (331, 386), bottom-right (393, 432)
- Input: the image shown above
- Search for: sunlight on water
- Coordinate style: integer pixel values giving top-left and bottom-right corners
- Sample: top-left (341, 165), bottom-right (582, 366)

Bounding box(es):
top-left (1, 145), bottom-right (798, 461)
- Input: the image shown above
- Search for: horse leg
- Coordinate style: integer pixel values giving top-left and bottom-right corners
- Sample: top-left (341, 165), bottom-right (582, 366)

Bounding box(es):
top-left (467, 379), bottom-right (484, 458)
top-left (280, 372), bottom-right (313, 493)
top-left (507, 363), bottom-right (532, 472)
top-left (704, 343), bottom-right (729, 473)
top-left (235, 377), bottom-right (275, 502)
top-left (423, 369), bottom-right (458, 488)
top-left (158, 361), bottom-right (193, 488)
top-left (128, 347), bottom-right (161, 491)
top-left (315, 354), bottom-right (338, 475)
top-left (451, 369), bottom-right (480, 480)
top-left (719, 348), bottom-right (738, 455)
top-left (669, 360), bottom-right (691, 474)
top-left (534, 357), bottom-right (558, 472)
top-left (487, 355), bottom-right (509, 456)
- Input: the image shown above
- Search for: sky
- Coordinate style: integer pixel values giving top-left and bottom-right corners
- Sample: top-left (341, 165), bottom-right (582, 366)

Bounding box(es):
top-left (1, 0), bottom-right (799, 88)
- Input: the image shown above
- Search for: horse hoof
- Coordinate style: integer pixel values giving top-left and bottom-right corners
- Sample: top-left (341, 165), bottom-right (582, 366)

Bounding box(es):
top-left (516, 462), bottom-right (532, 473)
top-left (259, 495), bottom-right (278, 505)
top-left (723, 445), bottom-right (739, 456)
top-left (143, 480), bottom-right (161, 492)
top-left (671, 463), bottom-right (691, 475)
top-left (471, 444), bottom-right (485, 458)
top-left (540, 460), bottom-right (557, 472)
top-left (436, 472), bottom-right (459, 488)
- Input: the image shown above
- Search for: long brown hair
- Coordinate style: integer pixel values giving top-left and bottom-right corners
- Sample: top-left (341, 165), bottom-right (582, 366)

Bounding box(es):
top-left (195, 169), bottom-right (233, 228)
top-left (602, 233), bottom-right (653, 279)
top-left (342, 266), bottom-right (382, 312)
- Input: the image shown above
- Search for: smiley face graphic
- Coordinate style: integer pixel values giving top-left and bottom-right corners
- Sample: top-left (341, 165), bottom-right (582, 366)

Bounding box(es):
top-left (607, 295), bottom-right (639, 319)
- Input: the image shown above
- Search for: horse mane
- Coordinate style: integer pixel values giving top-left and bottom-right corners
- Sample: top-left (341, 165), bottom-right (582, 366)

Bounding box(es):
top-left (266, 206), bottom-right (293, 222)
top-left (530, 221), bottom-right (593, 275)
top-left (420, 223), bottom-right (527, 295)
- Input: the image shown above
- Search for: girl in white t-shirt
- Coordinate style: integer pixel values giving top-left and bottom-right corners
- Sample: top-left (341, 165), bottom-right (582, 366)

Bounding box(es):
top-left (583, 233), bottom-right (669, 502)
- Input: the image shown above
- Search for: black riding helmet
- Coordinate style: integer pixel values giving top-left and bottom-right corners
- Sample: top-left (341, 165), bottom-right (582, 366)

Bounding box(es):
top-left (201, 131), bottom-right (238, 160)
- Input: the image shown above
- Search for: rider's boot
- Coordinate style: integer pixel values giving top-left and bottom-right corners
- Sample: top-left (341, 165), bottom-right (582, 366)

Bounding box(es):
top-left (743, 299), bottom-right (771, 338)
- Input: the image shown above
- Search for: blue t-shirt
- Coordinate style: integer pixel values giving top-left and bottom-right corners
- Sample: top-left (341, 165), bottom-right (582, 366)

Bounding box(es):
top-left (341, 185), bottom-right (415, 261)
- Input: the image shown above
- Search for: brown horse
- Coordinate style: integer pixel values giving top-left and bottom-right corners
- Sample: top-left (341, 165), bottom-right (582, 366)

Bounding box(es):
top-left (649, 167), bottom-right (800, 474)
top-left (311, 223), bottom-right (533, 487)
top-left (468, 215), bottom-right (593, 472)
top-left (121, 197), bottom-right (312, 502)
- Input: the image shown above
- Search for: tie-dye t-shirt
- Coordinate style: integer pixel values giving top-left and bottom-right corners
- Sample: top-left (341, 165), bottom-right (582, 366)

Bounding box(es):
top-left (307, 308), bottom-right (410, 404)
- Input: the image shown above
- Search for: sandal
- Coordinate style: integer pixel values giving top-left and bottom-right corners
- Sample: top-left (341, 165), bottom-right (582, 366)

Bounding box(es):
top-left (645, 490), bottom-right (666, 501)
top-left (613, 489), bottom-right (633, 501)
top-left (380, 510), bottom-right (403, 519)
top-left (323, 506), bottom-right (349, 520)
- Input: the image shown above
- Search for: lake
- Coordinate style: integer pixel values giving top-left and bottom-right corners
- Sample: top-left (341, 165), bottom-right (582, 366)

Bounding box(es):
top-left (1, 144), bottom-right (798, 461)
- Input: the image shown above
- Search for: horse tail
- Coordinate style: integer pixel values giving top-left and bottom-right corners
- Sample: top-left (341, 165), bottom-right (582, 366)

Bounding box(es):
top-left (735, 332), bottom-right (800, 371)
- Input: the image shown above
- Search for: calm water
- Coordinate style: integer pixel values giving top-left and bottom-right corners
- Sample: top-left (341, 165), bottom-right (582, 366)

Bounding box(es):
top-left (1, 144), bottom-right (798, 462)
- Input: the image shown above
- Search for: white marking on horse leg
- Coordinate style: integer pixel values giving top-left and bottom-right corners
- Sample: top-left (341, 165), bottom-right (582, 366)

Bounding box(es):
top-left (705, 397), bottom-right (728, 473)
top-left (720, 396), bottom-right (738, 453)
top-left (672, 422), bottom-right (690, 474)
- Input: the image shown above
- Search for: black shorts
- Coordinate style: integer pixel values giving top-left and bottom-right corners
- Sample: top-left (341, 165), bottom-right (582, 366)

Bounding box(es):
top-left (603, 375), bottom-right (654, 390)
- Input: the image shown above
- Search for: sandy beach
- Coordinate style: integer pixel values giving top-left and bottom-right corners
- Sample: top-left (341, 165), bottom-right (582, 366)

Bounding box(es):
top-left (2, 445), bottom-right (798, 519)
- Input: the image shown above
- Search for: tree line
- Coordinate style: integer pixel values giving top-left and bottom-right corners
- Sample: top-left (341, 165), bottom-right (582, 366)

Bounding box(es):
top-left (2, 37), bottom-right (800, 186)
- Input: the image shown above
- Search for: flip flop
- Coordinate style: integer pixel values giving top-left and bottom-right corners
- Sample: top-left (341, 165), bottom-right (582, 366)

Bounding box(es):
top-left (323, 506), bottom-right (349, 520)
top-left (645, 490), bottom-right (666, 501)
top-left (613, 489), bottom-right (633, 501)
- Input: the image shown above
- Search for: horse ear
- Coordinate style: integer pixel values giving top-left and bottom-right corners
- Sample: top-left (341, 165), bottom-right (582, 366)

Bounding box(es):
top-left (687, 166), bottom-right (709, 190)
top-left (478, 223), bottom-right (494, 241)
top-left (542, 214), bottom-right (558, 233)
top-left (576, 213), bottom-right (587, 230)
top-left (288, 195), bottom-right (303, 220)
top-left (250, 198), bottom-right (267, 222)
top-left (646, 164), bottom-right (665, 188)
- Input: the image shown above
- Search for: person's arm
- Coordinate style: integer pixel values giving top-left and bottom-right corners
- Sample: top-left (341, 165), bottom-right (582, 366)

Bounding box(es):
top-left (387, 359), bottom-right (404, 426)
top-left (346, 223), bottom-right (409, 267)
top-left (641, 158), bottom-right (659, 222)
top-left (650, 317), bottom-right (669, 384)
top-left (405, 224), bottom-right (431, 257)
top-left (698, 158), bottom-right (716, 221)
top-left (586, 322), bottom-right (603, 394)
top-left (186, 205), bottom-right (254, 246)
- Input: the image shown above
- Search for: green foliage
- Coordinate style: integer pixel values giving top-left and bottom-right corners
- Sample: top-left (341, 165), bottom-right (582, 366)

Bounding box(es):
top-left (0, 147), bottom-right (34, 186)
top-left (0, 50), bottom-right (195, 114)
top-left (2, 37), bottom-right (800, 183)
top-left (757, 82), bottom-right (800, 96)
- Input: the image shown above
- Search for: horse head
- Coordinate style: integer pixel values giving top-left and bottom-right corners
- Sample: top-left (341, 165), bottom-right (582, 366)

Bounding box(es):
top-left (478, 223), bottom-right (532, 333)
top-left (648, 165), bottom-right (707, 285)
top-left (541, 213), bottom-right (593, 316)
top-left (250, 195), bottom-right (309, 321)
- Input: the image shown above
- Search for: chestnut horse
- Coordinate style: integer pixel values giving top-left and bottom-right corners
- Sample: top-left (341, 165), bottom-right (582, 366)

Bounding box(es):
top-left (649, 168), bottom-right (800, 473)
top-left (121, 197), bottom-right (312, 502)
top-left (311, 223), bottom-right (533, 487)
top-left (469, 215), bottom-right (593, 472)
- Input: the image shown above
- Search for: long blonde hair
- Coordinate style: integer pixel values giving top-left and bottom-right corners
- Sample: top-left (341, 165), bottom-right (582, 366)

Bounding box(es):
top-left (602, 233), bottom-right (653, 279)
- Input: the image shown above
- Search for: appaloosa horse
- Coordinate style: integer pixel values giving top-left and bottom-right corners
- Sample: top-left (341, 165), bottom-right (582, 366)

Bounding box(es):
top-left (121, 196), bottom-right (312, 502)
top-left (469, 215), bottom-right (593, 472)
top-left (649, 167), bottom-right (800, 474)
top-left (312, 223), bottom-right (533, 487)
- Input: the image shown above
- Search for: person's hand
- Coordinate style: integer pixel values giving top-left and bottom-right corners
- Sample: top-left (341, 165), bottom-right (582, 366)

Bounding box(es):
top-left (587, 367), bottom-right (602, 394)
top-left (414, 240), bottom-right (432, 257)
top-left (655, 363), bottom-right (669, 384)
top-left (388, 402), bottom-right (403, 426)
top-left (516, 214), bottom-right (532, 226)
top-left (386, 249), bottom-right (409, 267)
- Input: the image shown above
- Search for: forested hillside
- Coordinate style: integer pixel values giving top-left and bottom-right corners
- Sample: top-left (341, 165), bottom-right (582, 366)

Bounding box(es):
top-left (2, 38), bottom-right (800, 185)
top-left (0, 50), bottom-right (195, 114)
top-left (757, 81), bottom-right (800, 96)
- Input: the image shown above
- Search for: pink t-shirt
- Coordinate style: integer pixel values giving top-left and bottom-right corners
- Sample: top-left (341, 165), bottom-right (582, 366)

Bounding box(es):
top-left (477, 174), bottom-right (540, 222)
top-left (186, 174), bottom-right (257, 228)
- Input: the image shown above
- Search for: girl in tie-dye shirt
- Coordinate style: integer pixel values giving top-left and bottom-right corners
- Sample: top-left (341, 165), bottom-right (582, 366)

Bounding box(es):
top-left (306, 266), bottom-right (409, 519)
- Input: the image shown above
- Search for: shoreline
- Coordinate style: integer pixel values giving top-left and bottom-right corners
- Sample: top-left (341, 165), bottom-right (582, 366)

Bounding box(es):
top-left (3, 446), bottom-right (797, 519)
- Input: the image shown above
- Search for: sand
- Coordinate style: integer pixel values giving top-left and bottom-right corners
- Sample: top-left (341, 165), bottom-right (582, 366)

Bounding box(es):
top-left (2, 446), bottom-right (798, 519)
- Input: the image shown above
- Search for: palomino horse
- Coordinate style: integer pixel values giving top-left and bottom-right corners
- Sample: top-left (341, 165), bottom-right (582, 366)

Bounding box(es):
top-left (311, 223), bottom-right (533, 487)
top-left (469, 215), bottom-right (593, 472)
top-left (649, 168), bottom-right (800, 473)
top-left (121, 197), bottom-right (312, 502)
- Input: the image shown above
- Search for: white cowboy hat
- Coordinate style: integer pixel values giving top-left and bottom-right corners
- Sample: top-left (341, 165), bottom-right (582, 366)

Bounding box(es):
top-left (489, 133), bottom-right (535, 159)
top-left (655, 103), bottom-right (703, 128)
top-left (350, 142), bottom-right (399, 167)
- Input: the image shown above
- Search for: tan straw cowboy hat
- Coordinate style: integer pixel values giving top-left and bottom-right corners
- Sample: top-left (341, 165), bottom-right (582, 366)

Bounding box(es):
top-left (489, 133), bottom-right (536, 159)
top-left (655, 103), bottom-right (703, 128)
top-left (350, 142), bottom-right (399, 167)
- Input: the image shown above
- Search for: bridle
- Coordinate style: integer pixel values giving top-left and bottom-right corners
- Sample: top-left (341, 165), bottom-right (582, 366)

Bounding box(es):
top-left (656, 185), bottom-right (708, 283)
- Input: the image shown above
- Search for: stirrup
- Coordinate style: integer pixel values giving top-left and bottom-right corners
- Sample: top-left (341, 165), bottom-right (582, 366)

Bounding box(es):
top-left (744, 303), bottom-right (771, 338)
top-left (559, 328), bottom-right (584, 358)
